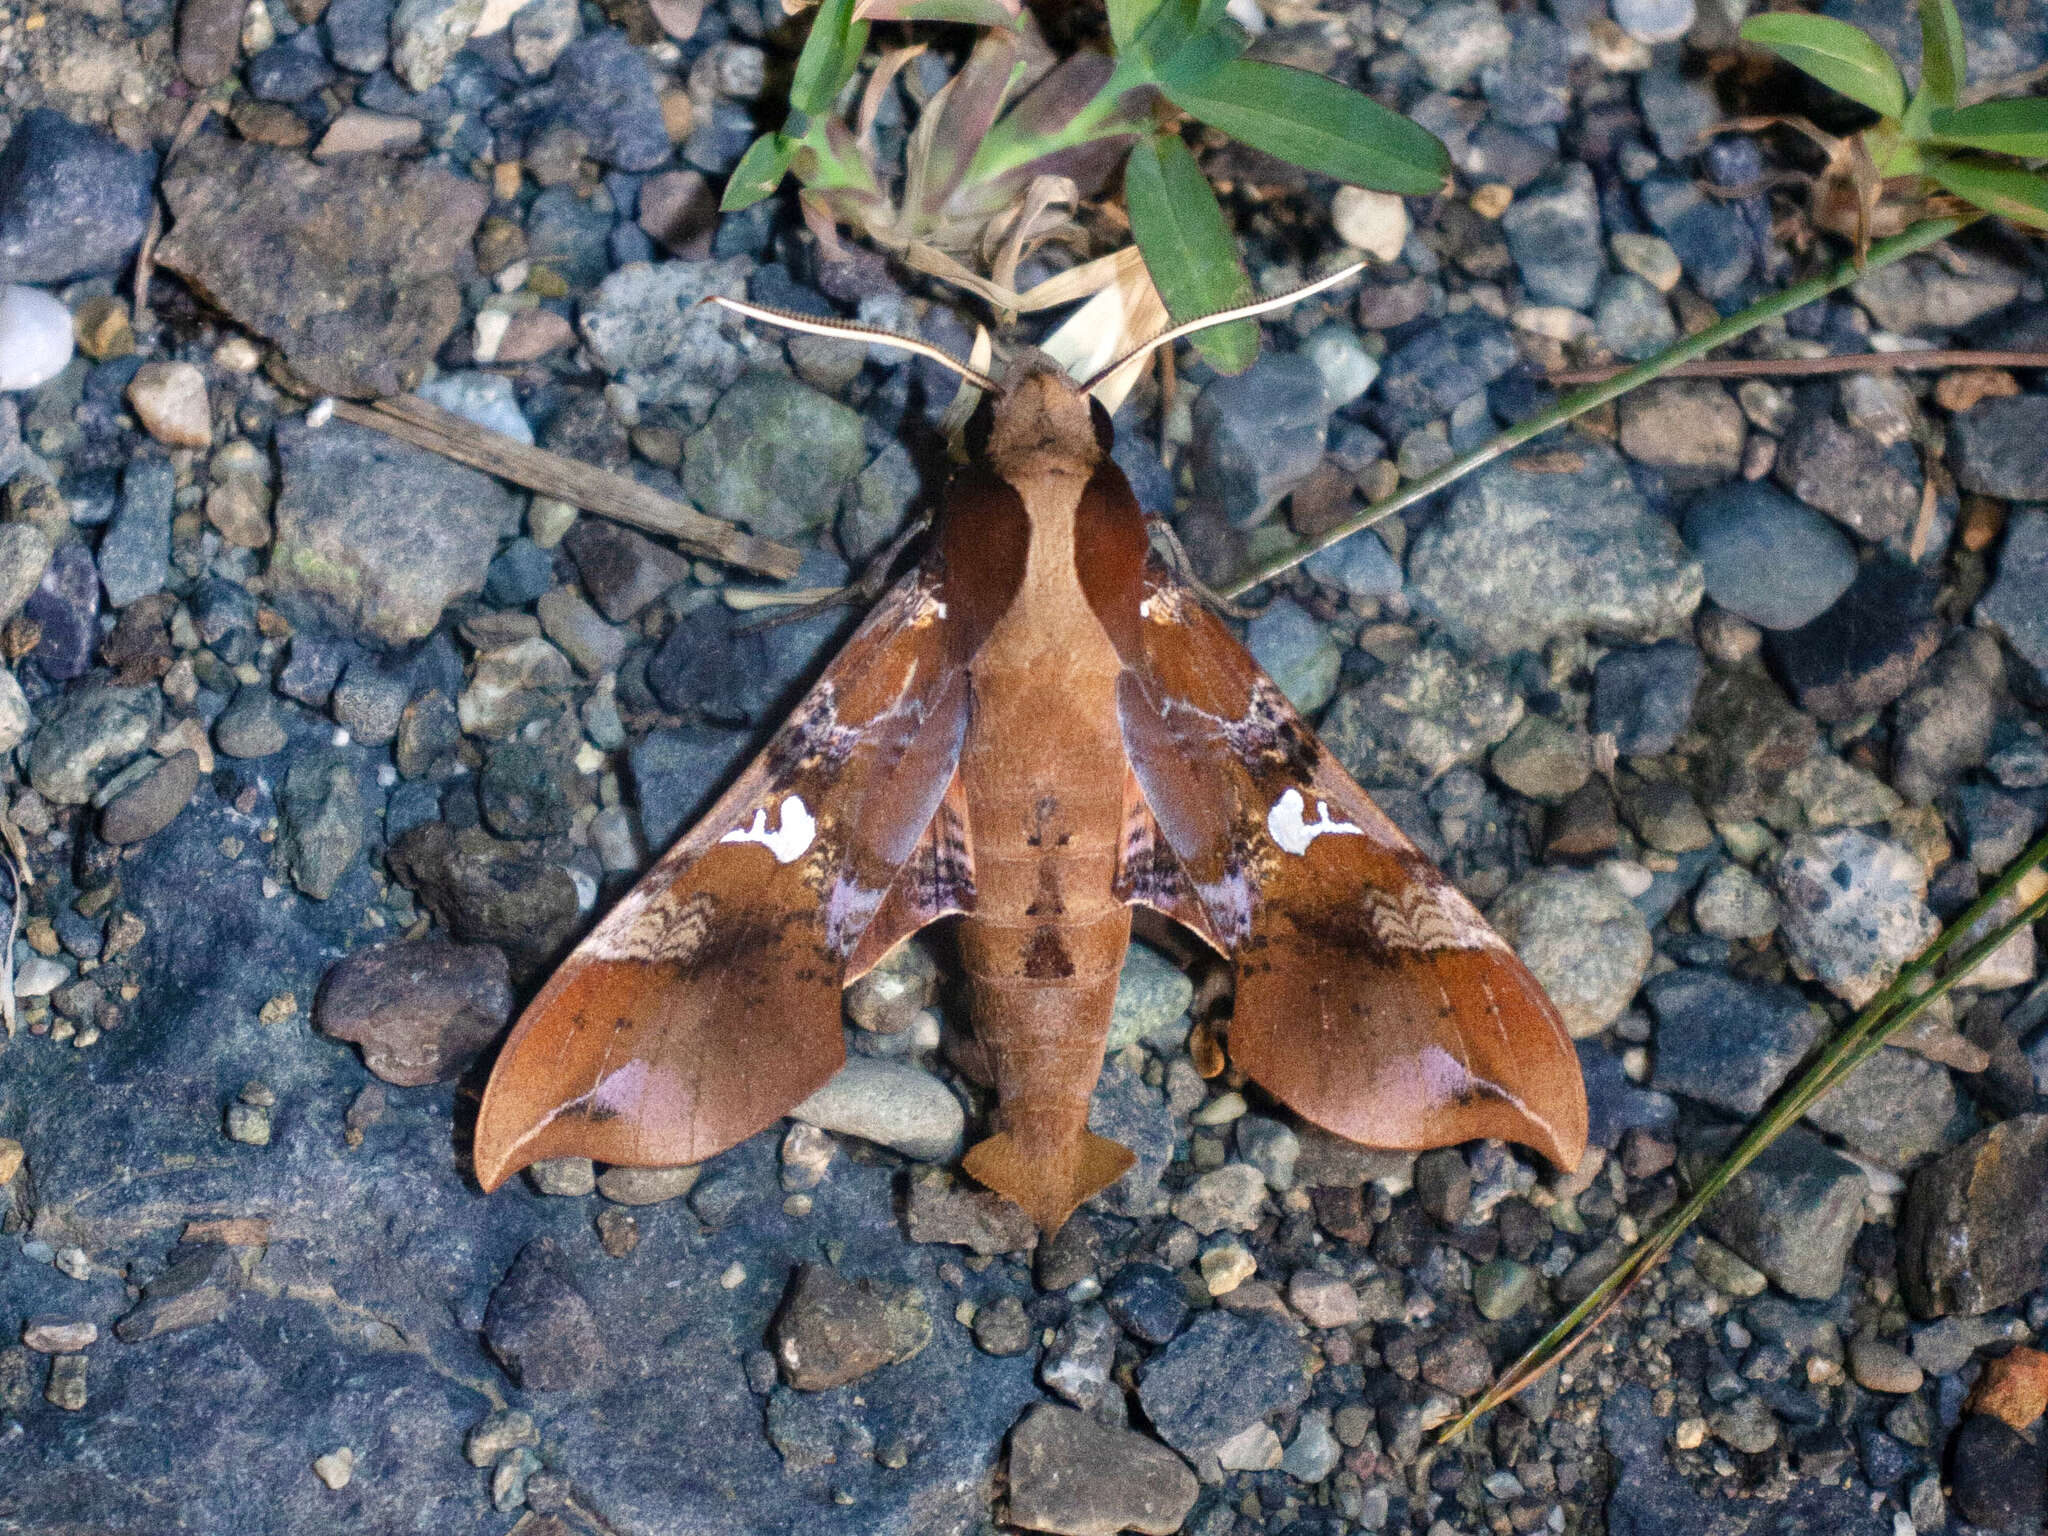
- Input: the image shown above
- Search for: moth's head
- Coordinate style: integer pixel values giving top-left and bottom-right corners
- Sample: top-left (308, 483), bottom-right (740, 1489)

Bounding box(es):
top-left (972, 349), bottom-right (1113, 474)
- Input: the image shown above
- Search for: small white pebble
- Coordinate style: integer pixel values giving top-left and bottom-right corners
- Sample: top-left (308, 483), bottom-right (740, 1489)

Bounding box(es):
top-left (0, 285), bottom-right (75, 392)
top-left (719, 1262), bottom-right (746, 1290)
top-left (1599, 860), bottom-right (1655, 899)
top-left (312, 1447), bottom-right (354, 1489)
top-left (306, 398), bottom-right (335, 429)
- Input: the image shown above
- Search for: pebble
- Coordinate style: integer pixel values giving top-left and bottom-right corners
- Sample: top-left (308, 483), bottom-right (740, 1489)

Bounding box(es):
top-left (1949, 393), bottom-right (2048, 502)
top-left (1774, 415), bottom-right (1920, 545)
top-left (1708, 1395), bottom-right (1778, 1455)
top-left (1500, 163), bottom-right (1604, 310)
top-left (1200, 1242), bottom-right (1257, 1297)
top-left (28, 684), bottom-right (159, 806)
top-left (1612, 0), bottom-right (1694, 42)
top-left (1041, 1307), bottom-right (1117, 1411)
top-left (790, 1058), bottom-right (964, 1161)
top-left (1689, 1125), bottom-right (1866, 1301)
top-left (1006, 1405), bottom-right (1199, 1536)
top-left (1188, 353), bottom-right (1329, 528)
top-left (552, 31), bottom-right (674, 171)
top-left (1645, 968), bottom-right (1822, 1117)
top-left (1802, 1046), bottom-right (1957, 1170)
top-left (1619, 380), bottom-right (1746, 484)
top-left (1288, 1271), bottom-right (1361, 1329)
top-left (0, 522), bottom-right (52, 624)
top-left (596, 1165), bottom-right (699, 1205)
top-left (1489, 715), bottom-right (1592, 802)
top-left (1104, 1264), bottom-right (1188, 1346)
top-left (1106, 942), bottom-right (1194, 1052)
top-left (1331, 186), bottom-right (1410, 262)
top-left (0, 670), bottom-right (31, 757)
top-left (1245, 597), bottom-right (1342, 713)
top-left (214, 686), bottom-right (288, 760)
top-left (416, 369), bottom-right (533, 445)
top-left (1171, 1163), bottom-right (1268, 1235)
top-left (483, 1237), bottom-right (608, 1392)
top-left (681, 373), bottom-right (866, 541)
top-left (1136, 1311), bottom-right (1310, 1481)
top-left (1487, 869), bottom-right (1653, 1039)
top-left (312, 1447), bottom-right (355, 1490)
top-left (315, 937), bottom-right (512, 1086)
top-left (1301, 324), bottom-right (1380, 411)
top-left (99, 749), bottom-right (200, 845)
top-left (1692, 862), bottom-right (1779, 940)
top-left (1947, 1415), bottom-right (2045, 1530)
top-left (1775, 830), bottom-right (1938, 1007)
top-left (1977, 507), bottom-right (2048, 680)
top-left (0, 285), bottom-right (74, 391)
top-left (1408, 445), bottom-right (1703, 656)
top-left (1594, 272), bottom-right (1678, 361)
top-left (1682, 482), bottom-right (1856, 631)
top-left (1848, 1339), bottom-right (1924, 1395)
top-left (1592, 640), bottom-right (1703, 757)
top-left (1403, 1), bottom-right (1512, 90)
top-left (0, 111), bottom-right (155, 285)
top-left (772, 1263), bottom-right (930, 1390)
top-left (1473, 1258), bottom-right (1537, 1320)
top-left (1901, 1115), bottom-right (2048, 1318)
top-left (1303, 527), bottom-right (1402, 599)
top-left (97, 460), bottom-right (173, 609)
top-left (391, 0), bottom-right (485, 89)
top-left (1610, 231), bottom-right (1682, 293)
top-left (527, 1157), bottom-right (596, 1196)
top-left (1967, 1346), bottom-right (2048, 1431)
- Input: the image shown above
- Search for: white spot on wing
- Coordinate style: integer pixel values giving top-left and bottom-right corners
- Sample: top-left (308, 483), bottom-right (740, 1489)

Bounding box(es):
top-left (720, 795), bottom-right (817, 864)
top-left (1266, 787), bottom-right (1366, 856)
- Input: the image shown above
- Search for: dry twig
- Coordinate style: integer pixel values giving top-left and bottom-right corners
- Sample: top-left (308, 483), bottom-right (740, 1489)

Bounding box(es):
top-left (328, 396), bottom-right (802, 580)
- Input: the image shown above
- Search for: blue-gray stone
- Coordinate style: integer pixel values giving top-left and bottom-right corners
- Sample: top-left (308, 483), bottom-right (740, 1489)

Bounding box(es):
top-left (1682, 482), bottom-right (1857, 631)
top-left (1244, 596), bottom-right (1341, 713)
top-left (1595, 272), bottom-right (1678, 362)
top-left (278, 633), bottom-right (355, 709)
top-left (1593, 640), bottom-right (1704, 756)
top-left (1304, 529), bottom-right (1403, 599)
top-left (1137, 1312), bottom-right (1311, 1479)
top-left (415, 369), bottom-right (534, 445)
top-left (1638, 175), bottom-right (1754, 300)
top-left (1950, 393), bottom-right (2048, 502)
top-left (355, 69), bottom-right (453, 121)
top-left (1188, 352), bottom-right (1329, 527)
top-left (1645, 968), bottom-right (1824, 1117)
top-left (247, 35), bottom-right (339, 102)
top-left (1104, 1263), bottom-right (1186, 1346)
top-left (1501, 162), bottom-right (1605, 310)
top-left (0, 109), bottom-right (156, 285)
top-left (1480, 13), bottom-right (1571, 127)
top-left (1370, 313), bottom-right (1518, 436)
top-left (551, 31), bottom-right (672, 171)
top-left (1111, 431), bottom-right (1175, 517)
top-left (1687, 1123), bottom-right (1868, 1300)
top-left (323, 0), bottom-right (394, 72)
top-left (627, 725), bottom-right (752, 847)
top-left (25, 543), bottom-right (100, 680)
top-left (681, 373), bottom-right (867, 541)
top-left (1636, 67), bottom-right (1719, 160)
top-left (524, 185), bottom-right (614, 292)
top-left (484, 538), bottom-right (556, 608)
top-left (1977, 507), bottom-right (2048, 679)
top-left (686, 98), bottom-right (758, 175)
top-left (1088, 1058), bottom-right (1174, 1218)
top-left (98, 459), bottom-right (173, 608)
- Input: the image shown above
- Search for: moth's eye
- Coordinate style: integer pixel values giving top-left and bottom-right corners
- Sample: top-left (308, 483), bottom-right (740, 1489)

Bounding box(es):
top-left (1089, 398), bottom-right (1114, 454)
top-left (965, 396), bottom-right (996, 460)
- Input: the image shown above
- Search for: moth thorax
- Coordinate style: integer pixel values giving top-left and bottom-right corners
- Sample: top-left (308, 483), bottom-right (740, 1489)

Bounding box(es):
top-left (987, 366), bottom-right (1101, 474)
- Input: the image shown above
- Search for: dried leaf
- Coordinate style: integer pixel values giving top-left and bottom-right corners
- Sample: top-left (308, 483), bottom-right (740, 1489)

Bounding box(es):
top-left (1039, 245), bottom-right (1168, 411)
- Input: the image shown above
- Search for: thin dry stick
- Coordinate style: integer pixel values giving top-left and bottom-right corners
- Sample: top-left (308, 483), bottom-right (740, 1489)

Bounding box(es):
top-left (1548, 347), bottom-right (2048, 386)
top-left (134, 97), bottom-right (217, 333)
top-left (329, 396), bottom-right (802, 580)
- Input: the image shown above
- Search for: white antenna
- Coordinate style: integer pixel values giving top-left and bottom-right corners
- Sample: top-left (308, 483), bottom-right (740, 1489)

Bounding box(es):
top-left (1080, 261), bottom-right (1368, 392)
top-left (701, 296), bottom-right (1003, 394)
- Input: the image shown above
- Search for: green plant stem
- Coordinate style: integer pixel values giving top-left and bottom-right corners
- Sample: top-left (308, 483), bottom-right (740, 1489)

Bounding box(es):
top-left (1220, 214), bottom-right (1973, 600)
top-left (1439, 829), bottom-right (2048, 1446)
top-left (967, 54), bottom-right (1152, 185)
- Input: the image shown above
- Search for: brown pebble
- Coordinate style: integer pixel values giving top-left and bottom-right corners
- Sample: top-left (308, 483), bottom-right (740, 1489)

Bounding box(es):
top-left (1470, 183), bottom-right (1513, 219)
top-left (660, 86), bottom-right (695, 144)
top-left (22, 1318), bottom-right (97, 1353)
top-left (73, 296), bottom-right (134, 360)
top-left (1934, 367), bottom-right (2019, 414)
top-left (45, 1354), bottom-right (86, 1411)
top-left (315, 110), bottom-right (423, 160)
top-left (595, 1164), bottom-right (700, 1206)
top-left (127, 362), bottom-right (213, 449)
top-left (228, 98), bottom-right (313, 148)
top-left (638, 169), bottom-right (715, 256)
top-left (1967, 1346), bottom-right (2048, 1431)
top-left (1959, 495), bottom-right (2005, 553)
top-left (495, 308), bottom-right (575, 363)
top-left (100, 750), bottom-right (201, 845)
top-left (596, 1208), bottom-right (641, 1257)
top-left (314, 937), bottom-right (514, 1086)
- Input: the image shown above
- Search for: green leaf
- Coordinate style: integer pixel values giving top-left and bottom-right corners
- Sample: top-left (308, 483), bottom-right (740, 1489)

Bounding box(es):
top-left (1916, 0), bottom-right (1966, 109)
top-left (1927, 98), bottom-right (2048, 158)
top-left (1150, 19), bottom-right (1248, 93)
top-left (1124, 132), bottom-right (1259, 373)
top-left (1164, 59), bottom-right (1449, 195)
top-left (852, 0), bottom-right (1019, 26)
top-left (1107, 0), bottom-right (1168, 49)
top-left (1740, 13), bottom-right (1908, 119)
top-left (789, 0), bottom-right (869, 119)
top-left (721, 132), bottom-right (793, 211)
top-left (1928, 155), bottom-right (2048, 230)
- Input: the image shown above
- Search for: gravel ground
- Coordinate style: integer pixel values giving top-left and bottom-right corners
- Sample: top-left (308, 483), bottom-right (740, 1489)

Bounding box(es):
top-left (0, 0), bottom-right (2046, 1532)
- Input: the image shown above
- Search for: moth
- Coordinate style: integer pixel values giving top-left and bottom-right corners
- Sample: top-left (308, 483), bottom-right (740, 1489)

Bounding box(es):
top-left (473, 269), bottom-right (1588, 1234)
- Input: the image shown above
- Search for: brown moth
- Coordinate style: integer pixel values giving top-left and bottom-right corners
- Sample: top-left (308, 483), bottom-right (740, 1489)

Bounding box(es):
top-left (473, 272), bottom-right (1589, 1233)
